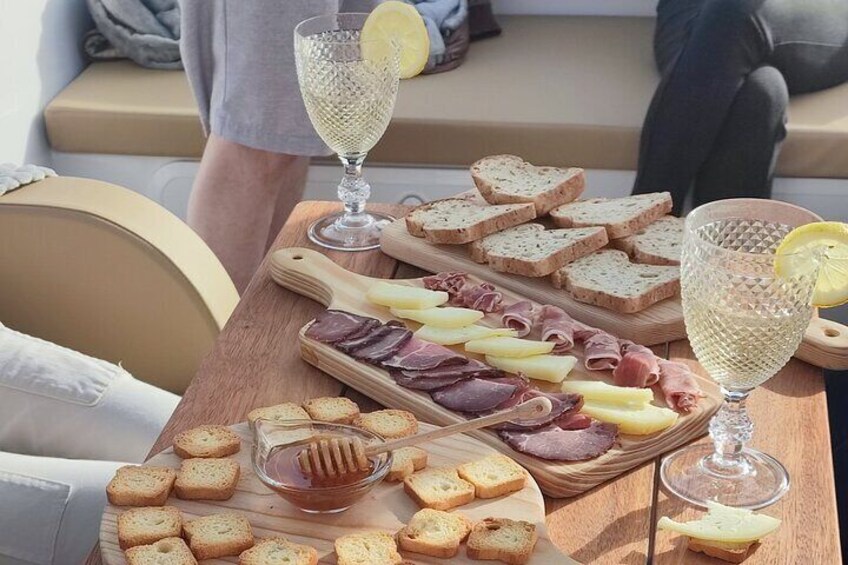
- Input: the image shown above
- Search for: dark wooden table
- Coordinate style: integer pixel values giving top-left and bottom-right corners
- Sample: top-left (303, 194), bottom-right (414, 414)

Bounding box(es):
top-left (88, 202), bottom-right (842, 564)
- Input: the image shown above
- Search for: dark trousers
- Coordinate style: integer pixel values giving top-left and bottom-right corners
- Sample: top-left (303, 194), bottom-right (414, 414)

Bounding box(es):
top-left (634, 0), bottom-right (848, 215)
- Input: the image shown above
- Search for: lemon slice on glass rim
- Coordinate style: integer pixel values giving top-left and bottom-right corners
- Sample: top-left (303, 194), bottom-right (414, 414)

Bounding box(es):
top-left (775, 221), bottom-right (848, 307)
top-left (361, 0), bottom-right (430, 79)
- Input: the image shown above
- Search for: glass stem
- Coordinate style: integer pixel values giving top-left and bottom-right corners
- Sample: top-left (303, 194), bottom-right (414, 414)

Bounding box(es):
top-left (705, 389), bottom-right (754, 477)
top-left (337, 154), bottom-right (371, 229)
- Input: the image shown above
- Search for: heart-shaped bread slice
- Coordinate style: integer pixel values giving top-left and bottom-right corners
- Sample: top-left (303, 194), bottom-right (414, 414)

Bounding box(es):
top-left (550, 192), bottom-right (673, 239)
top-left (611, 215), bottom-right (684, 266)
top-left (405, 196), bottom-right (536, 244)
top-left (471, 155), bottom-right (585, 215)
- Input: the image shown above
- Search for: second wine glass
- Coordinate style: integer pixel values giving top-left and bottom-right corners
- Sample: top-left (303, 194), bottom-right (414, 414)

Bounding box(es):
top-left (294, 13), bottom-right (401, 251)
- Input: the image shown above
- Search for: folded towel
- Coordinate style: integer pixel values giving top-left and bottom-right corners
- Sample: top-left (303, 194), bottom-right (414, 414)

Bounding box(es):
top-left (84, 0), bottom-right (181, 70)
top-left (409, 0), bottom-right (468, 71)
top-left (0, 164), bottom-right (58, 195)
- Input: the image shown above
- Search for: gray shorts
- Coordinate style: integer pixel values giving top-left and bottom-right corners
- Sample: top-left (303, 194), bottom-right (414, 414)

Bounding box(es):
top-left (180, 0), bottom-right (339, 156)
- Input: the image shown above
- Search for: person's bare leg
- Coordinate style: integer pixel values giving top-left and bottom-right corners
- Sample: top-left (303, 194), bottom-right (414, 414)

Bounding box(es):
top-left (188, 134), bottom-right (308, 292)
top-left (266, 155), bottom-right (309, 250)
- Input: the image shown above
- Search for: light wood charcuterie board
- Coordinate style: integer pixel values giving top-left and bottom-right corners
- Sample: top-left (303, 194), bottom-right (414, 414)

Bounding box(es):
top-left (99, 423), bottom-right (571, 564)
top-left (269, 247), bottom-right (723, 498)
top-left (380, 218), bottom-right (848, 369)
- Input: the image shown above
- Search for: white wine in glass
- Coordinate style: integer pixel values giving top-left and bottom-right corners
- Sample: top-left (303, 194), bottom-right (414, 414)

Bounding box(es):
top-left (661, 199), bottom-right (822, 509)
top-left (294, 13), bottom-right (401, 251)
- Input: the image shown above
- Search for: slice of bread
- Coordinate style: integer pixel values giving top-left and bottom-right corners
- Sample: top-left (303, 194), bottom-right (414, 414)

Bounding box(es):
top-left (302, 397), bottom-right (360, 424)
top-left (552, 249), bottom-right (680, 313)
top-left (469, 224), bottom-right (609, 277)
top-left (405, 197), bottom-right (537, 244)
top-left (335, 531), bottom-right (403, 565)
top-left (387, 446), bottom-right (428, 482)
top-left (124, 537), bottom-right (197, 565)
top-left (117, 506), bottom-right (182, 550)
top-left (239, 537), bottom-right (319, 565)
top-left (183, 513), bottom-right (255, 560)
top-left (550, 192), bottom-right (673, 239)
top-left (687, 537), bottom-right (760, 563)
top-left (248, 402), bottom-right (311, 424)
top-left (397, 508), bottom-right (472, 558)
top-left (403, 467), bottom-right (476, 511)
top-left (175, 458), bottom-right (240, 501)
top-left (466, 518), bottom-right (538, 565)
top-left (611, 215), bottom-right (684, 266)
top-left (457, 454), bottom-right (527, 499)
top-left (355, 409), bottom-right (418, 439)
top-left (106, 465), bottom-right (176, 507)
top-left (173, 425), bottom-right (241, 459)
top-left (471, 155), bottom-right (585, 215)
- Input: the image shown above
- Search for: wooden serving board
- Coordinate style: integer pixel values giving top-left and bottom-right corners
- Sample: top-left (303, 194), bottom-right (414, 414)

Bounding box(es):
top-left (269, 248), bottom-right (723, 498)
top-left (100, 423), bottom-right (571, 565)
top-left (380, 218), bottom-right (848, 369)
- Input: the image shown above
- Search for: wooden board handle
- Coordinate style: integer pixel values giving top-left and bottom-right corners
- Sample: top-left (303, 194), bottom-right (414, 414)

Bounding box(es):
top-left (270, 247), bottom-right (375, 308)
top-left (797, 317), bottom-right (848, 370)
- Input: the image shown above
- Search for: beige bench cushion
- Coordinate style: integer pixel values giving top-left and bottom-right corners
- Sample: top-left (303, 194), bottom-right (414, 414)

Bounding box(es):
top-left (44, 16), bottom-right (848, 178)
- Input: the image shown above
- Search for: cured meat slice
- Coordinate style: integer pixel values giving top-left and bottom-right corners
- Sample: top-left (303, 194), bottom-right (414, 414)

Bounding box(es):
top-left (502, 301), bottom-right (536, 337)
top-left (583, 331), bottom-right (622, 371)
top-left (349, 325), bottom-right (412, 363)
top-left (557, 412), bottom-right (593, 430)
top-left (499, 421), bottom-right (618, 461)
top-left (391, 359), bottom-right (503, 391)
top-left (657, 359), bottom-right (705, 413)
top-left (613, 340), bottom-right (661, 387)
top-left (455, 282), bottom-right (503, 313)
top-left (392, 373), bottom-right (468, 391)
top-left (539, 305), bottom-right (578, 353)
top-left (336, 325), bottom-right (389, 354)
top-left (495, 390), bottom-right (583, 431)
top-left (422, 272), bottom-right (468, 298)
top-left (380, 338), bottom-right (468, 371)
top-left (304, 310), bottom-right (377, 344)
top-left (430, 377), bottom-right (521, 413)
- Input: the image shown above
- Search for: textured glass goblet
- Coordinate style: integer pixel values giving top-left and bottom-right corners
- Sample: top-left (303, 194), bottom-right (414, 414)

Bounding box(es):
top-left (661, 199), bottom-right (822, 509)
top-left (294, 13), bottom-right (400, 251)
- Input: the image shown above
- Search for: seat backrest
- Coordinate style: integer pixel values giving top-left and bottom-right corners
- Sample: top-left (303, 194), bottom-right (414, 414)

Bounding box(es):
top-left (0, 177), bottom-right (239, 393)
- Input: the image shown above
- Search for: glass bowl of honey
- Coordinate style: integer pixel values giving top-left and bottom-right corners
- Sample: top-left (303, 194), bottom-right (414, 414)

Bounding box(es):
top-left (251, 419), bottom-right (393, 514)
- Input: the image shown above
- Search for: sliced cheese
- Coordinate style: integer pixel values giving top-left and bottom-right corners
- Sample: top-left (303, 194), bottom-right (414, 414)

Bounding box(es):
top-left (485, 354), bottom-right (577, 383)
top-left (580, 400), bottom-right (678, 435)
top-left (658, 502), bottom-right (781, 544)
top-left (466, 336), bottom-right (555, 358)
top-left (561, 380), bottom-right (654, 406)
top-left (366, 282), bottom-right (448, 310)
top-left (415, 325), bottom-right (517, 346)
top-left (390, 306), bottom-right (484, 328)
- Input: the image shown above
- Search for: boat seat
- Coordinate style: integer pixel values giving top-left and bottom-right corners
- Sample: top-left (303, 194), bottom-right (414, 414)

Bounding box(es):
top-left (45, 15), bottom-right (848, 178)
top-left (0, 177), bottom-right (239, 393)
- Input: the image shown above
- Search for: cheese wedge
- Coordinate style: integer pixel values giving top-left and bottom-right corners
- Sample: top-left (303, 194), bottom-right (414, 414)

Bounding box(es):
top-left (415, 325), bottom-right (517, 346)
top-left (658, 502), bottom-right (781, 544)
top-left (485, 354), bottom-right (577, 383)
top-left (580, 400), bottom-right (678, 435)
top-left (391, 306), bottom-right (484, 328)
top-left (466, 337), bottom-right (555, 358)
top-left (366, 282), bottom-right (448, 310)
top-left (561, 380), bottom-right (654, 406)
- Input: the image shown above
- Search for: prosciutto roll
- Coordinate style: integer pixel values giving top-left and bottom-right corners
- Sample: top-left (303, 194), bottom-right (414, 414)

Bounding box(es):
top-left (455, 282), bottom-right (503, 313)
top-left (422, 272), bottom-right (467, 298)
top-left (502, 301), bottom-right (536, 337)
top-left (657, 359), bottom-right (706, 413)
top-left (613, 340), bottom-right (661, 387)
top-left (539, 305), bottom-right (578, 353)
top-left (583, 331), bottom-right (622, 371)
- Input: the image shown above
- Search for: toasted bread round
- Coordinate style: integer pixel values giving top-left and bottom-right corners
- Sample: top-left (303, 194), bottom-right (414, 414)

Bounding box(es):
top-left (355, 409), bottom-right (418, 439)
top-left (173, 425), bottom-right (241, 459)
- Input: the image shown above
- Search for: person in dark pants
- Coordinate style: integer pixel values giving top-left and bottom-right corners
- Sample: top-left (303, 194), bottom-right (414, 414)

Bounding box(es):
top-left (634, 0), bottom-right (848, 215)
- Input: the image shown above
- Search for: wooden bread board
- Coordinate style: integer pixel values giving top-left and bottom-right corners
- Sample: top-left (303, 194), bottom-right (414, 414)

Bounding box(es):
top-left (270, 247), bottom-right (723, 498)
top-left (99, 423), bottom-right (571, 564)
top-left (380, 217), bottom-right (848, 369)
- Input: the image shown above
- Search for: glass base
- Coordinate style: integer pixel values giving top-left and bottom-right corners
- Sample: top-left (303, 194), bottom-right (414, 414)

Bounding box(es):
top-left (307, 211), bottom-right (394, 251)
top-left (660, 443), bottom-right (789, 509)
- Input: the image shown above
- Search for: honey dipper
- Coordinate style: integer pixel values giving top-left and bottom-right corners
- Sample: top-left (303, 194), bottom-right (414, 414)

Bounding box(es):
top-left (296, 396), bottom-right (552, 478)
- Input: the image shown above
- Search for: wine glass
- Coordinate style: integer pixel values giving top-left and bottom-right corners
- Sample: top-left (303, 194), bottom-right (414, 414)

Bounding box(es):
top-left (294, 13), bottom-right (401, 251)
top-left (661, 198), bottom-right (822, 509)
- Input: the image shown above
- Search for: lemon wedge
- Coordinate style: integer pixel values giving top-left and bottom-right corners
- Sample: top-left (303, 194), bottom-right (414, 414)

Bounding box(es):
top-left (658, 502), bottom-right (781, 544)
top-left (362, 0), bottom-right (429, 79)
top-left (775, 221), bottom-right (848, 307)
